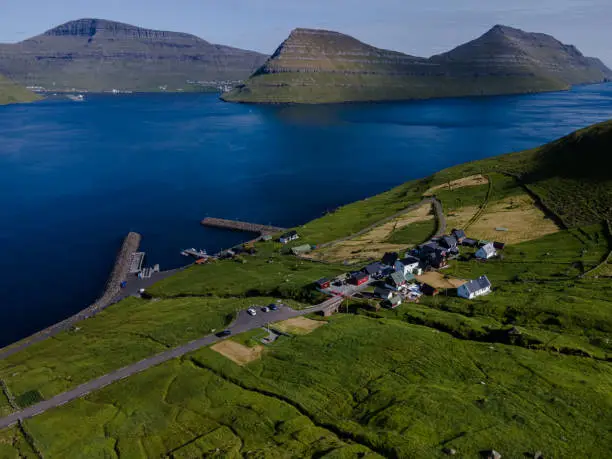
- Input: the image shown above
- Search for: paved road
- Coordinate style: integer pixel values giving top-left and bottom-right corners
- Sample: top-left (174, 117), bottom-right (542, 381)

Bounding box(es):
top-left (0, 298), bottom-right (341, 429)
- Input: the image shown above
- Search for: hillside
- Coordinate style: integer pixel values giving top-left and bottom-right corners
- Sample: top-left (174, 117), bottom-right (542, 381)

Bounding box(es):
top-left (0, 73), bottom-right (39, 105)
top-left (0, 18), bottom-right (268, 92)
top-left (0, 122), bottom-right (610, 457)
top-left (222, 25), bottom-right (612, 104)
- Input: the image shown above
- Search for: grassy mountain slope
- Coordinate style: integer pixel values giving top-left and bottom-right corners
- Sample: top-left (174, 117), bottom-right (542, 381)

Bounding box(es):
top-left (223, 26), bottom-right (612, 104)
top-left (0, 18), bottom-right (267, 92)
top-left (0, 73), bottom-right (40, 105)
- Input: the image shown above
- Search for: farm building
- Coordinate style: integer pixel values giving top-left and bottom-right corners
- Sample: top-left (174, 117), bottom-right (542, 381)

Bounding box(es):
top-left (374, 287), bottom-right (394, 300)
top-left (476, 243), bottom-right (497, 260)
top-left (315, 278), bottom-right (331, 289)
top-left (457, 276), bottom-right (492, 299)
top-left (279, 231), bottom-right (299, 244)
top-left (395, 256), bottom-right (421, 276)
top-left (349, 272), bottom-right (369, 286)
top-left (261, 234), bottom-right (273, 241)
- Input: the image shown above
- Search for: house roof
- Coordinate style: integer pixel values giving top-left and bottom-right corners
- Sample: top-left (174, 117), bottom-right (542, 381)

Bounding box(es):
top-left (441, 235), bottom-right (458, 248)
top-left (375, 287), bottom-right (392, 297)
top-left (462, 238), bottom-right (478, 246)
top-left (478, 243), bottom-right (497, 257)
top-left (398, 256), bottom-right (420, 266)
top-left (404, 273), bottom-right (416, 282)
top-left (291, 244), bottom-right (312, 254)
top-left (364, 262), bottom-right (384, 275)
top-left (452, 228), bottom-right (466, 239)
top-left (352, 272), bottom-right (369, 281)
top-left (461, 276), bottom-right (492, 294)
top-left (389, 295), bottom-right (402, 305)
top-left (316, 278), bottom-right (330, 286)
top-left (389, 271), bottom-right (406, 285)
top-left (281, 230), bottom-right (298, 238)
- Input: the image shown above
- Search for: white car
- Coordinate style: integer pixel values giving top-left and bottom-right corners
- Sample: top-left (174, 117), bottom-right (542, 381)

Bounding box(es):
top-left (247, 308), bottom-right (257, 316)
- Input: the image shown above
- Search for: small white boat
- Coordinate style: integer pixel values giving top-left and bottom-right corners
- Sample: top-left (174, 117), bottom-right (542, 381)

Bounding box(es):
top-left (67, 94), bottom-right (85, 102)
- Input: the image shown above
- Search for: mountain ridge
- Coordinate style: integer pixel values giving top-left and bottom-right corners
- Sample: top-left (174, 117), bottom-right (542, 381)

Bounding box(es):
top-left (0, 18), bottom-right (268, 92)
top-left (223, 24), bottom-right (612, 104)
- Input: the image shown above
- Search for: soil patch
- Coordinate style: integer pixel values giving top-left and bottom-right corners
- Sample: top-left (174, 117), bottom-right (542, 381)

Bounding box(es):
top-left (211, 341), bottom-right (264, 366)
top-left (274, 317), bottom-right (326, 335)
top-left (416, 271), bottom-right (466, 289)
top-left (424, 174), bottom-right (489, 196)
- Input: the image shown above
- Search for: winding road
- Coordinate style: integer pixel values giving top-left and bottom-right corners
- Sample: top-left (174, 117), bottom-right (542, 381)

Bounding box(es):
top-left (0, 297), bottom-right (342, 429)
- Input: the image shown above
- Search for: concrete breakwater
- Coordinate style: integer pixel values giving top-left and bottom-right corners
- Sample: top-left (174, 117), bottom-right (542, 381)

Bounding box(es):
top-left (201, 217), bottom-right (286, 235)
top-left (0, 232), bottom-right (142, 360)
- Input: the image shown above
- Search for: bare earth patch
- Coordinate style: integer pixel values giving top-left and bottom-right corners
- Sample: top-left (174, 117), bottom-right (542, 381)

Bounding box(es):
top-left (274, 317), bottom-right (326, 335)
top-left (211, 341), bottom-right (264, 366)
top-left (308, 202), bottom-right (433, 263)
top-left (424, 174), bottom-right (489, 196)
top-left (416, 271), bottom-right (466, 289)
top-left (466, 194), bottom-right (560, 244)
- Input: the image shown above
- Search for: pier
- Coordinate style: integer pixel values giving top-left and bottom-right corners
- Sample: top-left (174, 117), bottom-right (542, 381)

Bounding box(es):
top-left (128, 252), bottom-right (145, 273)
top-left (182, 248), bottom-right (208, 259)
top-left (201, 217), bottom-right (286, 235)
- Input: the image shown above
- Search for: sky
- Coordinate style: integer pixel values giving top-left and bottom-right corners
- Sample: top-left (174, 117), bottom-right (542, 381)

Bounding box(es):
top-left (1, 0), bottom-right (611, 65)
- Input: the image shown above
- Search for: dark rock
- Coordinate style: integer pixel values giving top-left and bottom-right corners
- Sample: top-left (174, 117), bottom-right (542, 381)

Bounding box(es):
top-left (481, 450), bottom-right (502, 459)
top-left (443, 447), bottom-right (457, 455)
top-left (533, 452), bottom-right (544, 459)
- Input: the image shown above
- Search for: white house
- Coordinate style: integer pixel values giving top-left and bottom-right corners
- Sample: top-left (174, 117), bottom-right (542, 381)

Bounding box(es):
top-left (457, 276), bottom-right (492, 299)
top-left (279, 231), bottom-right (299, 244)
top-left (475, 242), bottom-right (497, 260)
top-left (395, 256), bottom-right (421, 276)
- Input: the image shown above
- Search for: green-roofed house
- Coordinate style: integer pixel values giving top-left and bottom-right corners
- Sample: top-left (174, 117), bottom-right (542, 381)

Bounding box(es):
top-left (291, 244), bottom-right (313, 256)
top-left (386, 271), bottom-right (407, 291)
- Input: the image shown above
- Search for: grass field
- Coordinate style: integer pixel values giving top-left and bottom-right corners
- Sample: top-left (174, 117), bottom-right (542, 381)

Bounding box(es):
top-left (273, 317), bottom-right (327, 335)
top-left (0, 296), bottom-right (287, 407)
top-left (9, 315), bottom-right (610, 458)
top-left (308, 202), bottom-right (433, 263)
top-left (147, 251), bottom-right (346, 302)
top-left (211, 340), bottom-right (264, 366)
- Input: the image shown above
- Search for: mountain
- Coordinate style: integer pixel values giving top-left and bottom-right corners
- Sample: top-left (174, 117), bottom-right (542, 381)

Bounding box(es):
top-left (0, 73), bottom-right (40, 105)
top-left (0, 18), bottom-right (268, 92)
top-left (222, 25), bottom-right (612, 104)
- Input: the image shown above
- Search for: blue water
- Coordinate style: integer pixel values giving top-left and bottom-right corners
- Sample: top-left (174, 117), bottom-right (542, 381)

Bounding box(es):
top-left (1, 84), bottom-right (612, 346)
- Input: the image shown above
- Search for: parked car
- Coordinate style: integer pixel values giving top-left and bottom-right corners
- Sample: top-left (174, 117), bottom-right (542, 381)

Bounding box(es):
top-left (247, 308), bottom-right (257, 316)
top-left (216, 330), bottom-right (232, 338)
top-left (262, 306), bottom-right (270, 313)
top-left (269, 304), bottom-right (278, 311)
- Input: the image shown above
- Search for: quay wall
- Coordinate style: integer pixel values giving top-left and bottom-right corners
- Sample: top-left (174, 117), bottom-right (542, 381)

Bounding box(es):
top-left (201, 217), bottom-right (285, 234)
top-left (0, 232), bottom-right (142, 360)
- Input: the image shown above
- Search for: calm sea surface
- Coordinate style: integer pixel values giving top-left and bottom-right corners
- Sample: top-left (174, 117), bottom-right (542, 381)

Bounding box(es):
top-left (1, 85), bottom-right (612, 346)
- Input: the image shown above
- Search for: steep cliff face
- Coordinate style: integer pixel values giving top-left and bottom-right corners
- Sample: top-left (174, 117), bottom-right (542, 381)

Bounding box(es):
top-left (223, 25), bottom-right (612, 104)
top-left (0, 73), bottom-right (39, 105)
top-left (0, 19), bottom-right (267, 91)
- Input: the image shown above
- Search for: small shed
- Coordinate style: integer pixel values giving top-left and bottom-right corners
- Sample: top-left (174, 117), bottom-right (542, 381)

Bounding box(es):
top-left (421, 284), bottom-right (439, 296)
top-left (493, 241), bottom-right (506, 250)
top-left (261, 234), bottom-right (273, 242)
top-left (291, 244), bottom-right (312, 256)
top-left (315, 278), bottom-right (331, 290)
top-left (388, 295), bottom-right (403, 309)
top-left (349, 272), bottom-right (369, 286)
top-left (475, 243), bottom-right (497, 260)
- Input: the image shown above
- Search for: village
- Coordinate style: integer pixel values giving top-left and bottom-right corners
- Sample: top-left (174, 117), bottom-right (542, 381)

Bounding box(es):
top-left (294, 227), bottom-right (504, 311)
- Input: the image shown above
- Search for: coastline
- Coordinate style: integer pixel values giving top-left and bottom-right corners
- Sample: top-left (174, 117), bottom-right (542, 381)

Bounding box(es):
top-left (0, 232), bottom-right (142, 359)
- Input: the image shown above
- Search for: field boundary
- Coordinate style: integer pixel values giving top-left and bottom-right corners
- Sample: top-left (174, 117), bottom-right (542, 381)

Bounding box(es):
top-left (581, 220), bottom-right (612, 278)
top-left (464, 174), bottom-right (492, 230)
